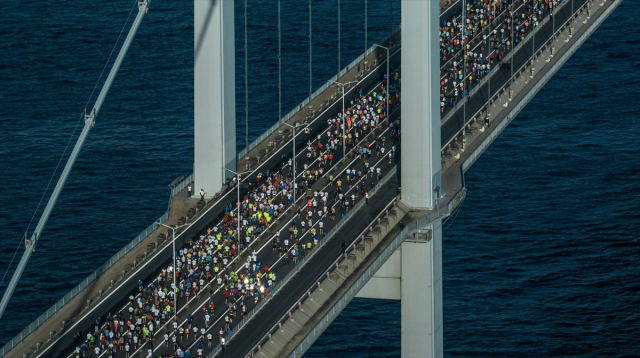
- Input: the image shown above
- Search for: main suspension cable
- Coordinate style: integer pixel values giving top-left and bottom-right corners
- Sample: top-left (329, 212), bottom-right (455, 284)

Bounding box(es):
top-left (0, 0), bottom-right (151, 320)
top-left (0, 0), bottom-right (139, 292)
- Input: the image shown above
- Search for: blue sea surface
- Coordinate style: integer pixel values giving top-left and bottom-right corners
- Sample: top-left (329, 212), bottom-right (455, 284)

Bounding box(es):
top-left (0, 0), bottom-right (638, 356)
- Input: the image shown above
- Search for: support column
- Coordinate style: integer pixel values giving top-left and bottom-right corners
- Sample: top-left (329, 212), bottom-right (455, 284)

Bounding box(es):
top-left (400, 0), bottom-right (441, 209)
top-left (401, 220), bottom-right (443, 358)
top-left (194, 0), bottom-right (236, 197)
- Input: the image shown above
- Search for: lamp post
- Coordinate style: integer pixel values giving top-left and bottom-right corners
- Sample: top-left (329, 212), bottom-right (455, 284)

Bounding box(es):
top-left (244, 0), bottom-right (249, 155)
top-left (552, 0), bottom-right (555, 36)
top-left (224, 168), bottom-right (252, 247)
top-left (511, 0), bottom-right (514, 99)
top-left (372, 44), bottom-right (390, 123)
top-left (462, 0), bottom-right (467, 124)
top-left (364, 0), bottom-right (368, 57)
top-left (157, 221), bottom-right (190, 323)
top-left (278, 0), bottom-right (282, 124)
top-left (488, 1), bottom-right (491, 100)
top-left (338, 0), bottom-right (341, 77)
top-left (309, 0), bottom-right (313, 99)
top-left (282, 122), bottom-right (299, 205)
top-left (334, 80), bottom-right (358, 159)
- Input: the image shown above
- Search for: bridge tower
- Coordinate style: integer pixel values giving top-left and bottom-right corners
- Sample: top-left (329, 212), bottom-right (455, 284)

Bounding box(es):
top-left (399, 0), bottom-right (443, 356)
top-left (358, 1), bottom-right (442, 357)
top-left (194, 0), bottom-right (236, 197)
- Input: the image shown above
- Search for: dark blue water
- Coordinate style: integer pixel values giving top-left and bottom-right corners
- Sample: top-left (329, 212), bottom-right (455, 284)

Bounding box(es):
top-left (0, 0), bottom-right (638, 356)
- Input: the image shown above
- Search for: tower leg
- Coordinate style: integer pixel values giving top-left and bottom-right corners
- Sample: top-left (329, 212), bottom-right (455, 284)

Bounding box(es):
top-left (194, 0), bottom-right (236, 197)
top-left (400, 0), bottom-right (441, 208)
top-left (401, 219), bottom-right (443, 358)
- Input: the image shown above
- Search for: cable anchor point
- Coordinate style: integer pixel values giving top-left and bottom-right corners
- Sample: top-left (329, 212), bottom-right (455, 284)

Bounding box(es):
top-left (84, 108), bottom-right (95, 127)
top-left (24, 233), bottom-right (36, 252)
top-left (138, 0), bottom-right (149, 13)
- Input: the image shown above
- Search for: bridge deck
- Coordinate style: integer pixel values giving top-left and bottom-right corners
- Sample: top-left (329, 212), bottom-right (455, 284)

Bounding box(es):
top-left (10, 33), bottom-right (401, 358)
top-left (5, 0), bottom-right (620, 357)
top-left (229, 1), bottom-right (622, 356)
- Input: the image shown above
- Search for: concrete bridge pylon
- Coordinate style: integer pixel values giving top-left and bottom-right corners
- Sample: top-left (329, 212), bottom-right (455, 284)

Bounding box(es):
top-left (358, 1), bottom-right (443, 357)
top-left (194, 0), bottom-right (236, 197)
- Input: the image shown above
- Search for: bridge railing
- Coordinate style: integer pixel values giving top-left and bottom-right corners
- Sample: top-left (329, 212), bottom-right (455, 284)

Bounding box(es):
top-left (0, 174), bottom-right (193, 357)
top-left (170, 174), bottom-right (193, 198)
top-left (237, 24), bottom-right (401, 160)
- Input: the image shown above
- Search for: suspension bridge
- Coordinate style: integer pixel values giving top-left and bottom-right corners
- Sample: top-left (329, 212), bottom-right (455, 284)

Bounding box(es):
top-left (0, 0), bottom-right (622, 357)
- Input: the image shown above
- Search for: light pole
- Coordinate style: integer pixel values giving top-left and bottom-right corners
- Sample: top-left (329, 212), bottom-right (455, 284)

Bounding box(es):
top-left (531, 2), bottom-right (535, 74)
top-left (157, 221), bottom-right (190, 323)
top-left (244, 0), bottom-right (249, 155)
top-left (282, 122), bottom-right (299, 205)
top-left (552, 0), bottom-right (555, 35)
top-left (338, 0), bottom-right (341, 77)
top-left (309, 0), bottom-right (312, 99)
top-left (364, 0), bottom-right (368, 57)
top-left (462, 0), bottom-right (467, 124)
top-left (224, 168), bottom-right (252, 246)
top-left (372, 44), bottom-right (390, 123)
top-left (278, 0), bottom-right (282, 123)
top-left (511, 0), bottom-right (514, 98)
top-left (488, 1), bottom-right (491, 100)
top-left (334, 80), bottom-right (358, 159)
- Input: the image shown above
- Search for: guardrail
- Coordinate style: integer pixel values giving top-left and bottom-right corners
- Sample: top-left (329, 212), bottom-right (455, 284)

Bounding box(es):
top-left (0, 174), bottom-right (194, 357)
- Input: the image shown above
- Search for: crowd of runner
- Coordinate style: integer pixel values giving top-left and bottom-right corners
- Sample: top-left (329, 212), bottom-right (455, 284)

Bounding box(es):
top-left (28, 0), bottom-right (578, 356)
top-left (69, 66), bottom-right (401, 358)
top-left (68, 1), bottom-right (562, 356)
top-left (439, 0), bottom-right (557, 115)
